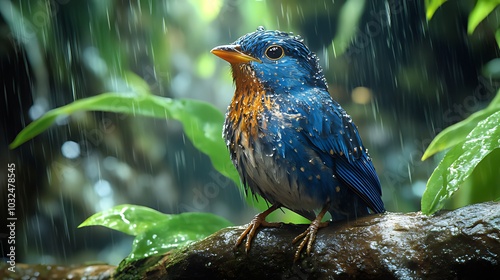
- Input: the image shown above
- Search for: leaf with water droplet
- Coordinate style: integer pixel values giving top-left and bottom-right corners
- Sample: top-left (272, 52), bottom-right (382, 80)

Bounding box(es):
top-left (421, 111), bottom-right (500, 215)
top-left (422, 90), bottom-right (500, 160)
top-left (127, 212), bottom-right (232, 263)
top-left (78, 204), bottom-right (171, 235)
top-left (79, 204), bottom-right (232, 264)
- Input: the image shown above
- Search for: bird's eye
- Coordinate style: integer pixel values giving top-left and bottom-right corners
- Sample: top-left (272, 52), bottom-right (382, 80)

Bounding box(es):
top-left (265, 45), bottom-right (284, 60)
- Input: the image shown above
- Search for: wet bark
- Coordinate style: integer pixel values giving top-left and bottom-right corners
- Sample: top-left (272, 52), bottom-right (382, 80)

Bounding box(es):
top-left (3, 202), bottom-right (500, 279)
top-left (116, 201), bottom-right (500, 279)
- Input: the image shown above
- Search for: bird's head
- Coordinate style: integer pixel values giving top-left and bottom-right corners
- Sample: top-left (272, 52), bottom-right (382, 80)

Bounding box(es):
top-left (211, 27), bottom-right (327, 94)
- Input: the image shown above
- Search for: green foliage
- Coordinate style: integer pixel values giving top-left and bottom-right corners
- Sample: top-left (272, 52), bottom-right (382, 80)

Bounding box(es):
top-left (453, 148), bottom-right (500, 207)
top-left (78, 204), bottom-right (170, 236)
top-left (424, 0), bottom-right (448, 20)
top-left (422, 90), bottom-right (500, 160)
top-left (9, 85), bottom-right (240, 188)
top-left (426, 0), bottom-right (500, 35)
top-left (468, 0), bottom-right (500, 34)
top-left (422, 2), bottom-right (500, 214)
top-left (421, 109), bottom-right (500, 214)
top-left (79, 204), bottom-right (232, 263)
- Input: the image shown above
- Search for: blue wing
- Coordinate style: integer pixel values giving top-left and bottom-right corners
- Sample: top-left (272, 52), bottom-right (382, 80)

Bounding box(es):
top-left (291, 89), bottom-right (385, 214)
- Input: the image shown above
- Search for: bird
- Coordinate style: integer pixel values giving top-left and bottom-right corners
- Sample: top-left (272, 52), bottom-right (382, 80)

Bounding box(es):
top-left (211, 26), bottom-right (385, 261)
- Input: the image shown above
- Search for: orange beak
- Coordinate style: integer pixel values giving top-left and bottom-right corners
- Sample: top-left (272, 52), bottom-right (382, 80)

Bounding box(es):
top-left (211, 45), bottom-right (261, 64)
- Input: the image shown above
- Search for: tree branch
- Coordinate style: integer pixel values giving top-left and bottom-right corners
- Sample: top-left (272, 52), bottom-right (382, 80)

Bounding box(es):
top-left (115, 202), bottom-right (500, 279)
top-left (3, 202), bottom-right (499, 279)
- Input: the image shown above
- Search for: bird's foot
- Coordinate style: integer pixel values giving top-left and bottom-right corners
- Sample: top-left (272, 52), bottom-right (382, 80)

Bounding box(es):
top-left (292, 205), bottom-right (329, 262)
top-left (236, 204), bottom-right (281, 252)
top-left (292, 220), bottom-right (328, 261)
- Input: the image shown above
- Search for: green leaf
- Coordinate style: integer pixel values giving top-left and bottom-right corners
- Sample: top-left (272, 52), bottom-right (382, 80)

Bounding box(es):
top-left (425, 0), bottom-right (447, 20)
top-left (78, 204), bottom-right (171, 236)
top-left (127, 212), bottom-right (232, 261)
top-left (468, 0), bottom-right (500, 34)
top-left (421, 111), bottom-right (500, 215)
top-left (9, 91), bottom-right (241, 187)
top-left (456, 148), bottom-right (500, 207)
top-left (79, 204), bottom-right (233, 263)
top-left (422, 90), bottom-right (500, 160)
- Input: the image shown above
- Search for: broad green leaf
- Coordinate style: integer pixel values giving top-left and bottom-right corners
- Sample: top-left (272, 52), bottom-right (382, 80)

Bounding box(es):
top-left (78, 204), bottom-right (170, 236)
top-left (127, 212), bottom-right (232, 261)
top-left (468, 0), bottom-right (500, 34)
top-left (9, 92), bottom-right (241, 187)
top-left (422, 90), bottom-right (500, 160)
top-left (79, 204), bottom-right (233, 263)
top-left (451, 149), bottom-right (500, 209)
top-left (425, 0), bottom-right (447, 20)
top-left (421, 111), bottom-right (500, 215)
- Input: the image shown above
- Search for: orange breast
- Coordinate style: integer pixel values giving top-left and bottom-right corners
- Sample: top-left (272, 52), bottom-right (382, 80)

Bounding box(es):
top-left (226, 73), bottom-right (274, 147)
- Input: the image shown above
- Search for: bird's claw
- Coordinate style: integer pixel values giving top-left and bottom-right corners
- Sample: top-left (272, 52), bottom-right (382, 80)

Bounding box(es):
top-left (235, 205), bottom-right (281, 252)
top-left (291, 204), bottom-right (330, 261)
top-left (236, 218), bottom-right (281, 252)
top-left (292, 220), bottom-right (328, 262)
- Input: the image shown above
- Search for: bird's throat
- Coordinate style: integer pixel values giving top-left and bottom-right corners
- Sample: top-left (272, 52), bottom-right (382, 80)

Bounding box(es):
top-left (226, 64), bottom-right (274, 147)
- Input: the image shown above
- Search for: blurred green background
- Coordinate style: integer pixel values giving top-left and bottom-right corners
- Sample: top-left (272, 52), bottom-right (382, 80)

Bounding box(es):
top-left (1, 0), bottom-right (499, 265)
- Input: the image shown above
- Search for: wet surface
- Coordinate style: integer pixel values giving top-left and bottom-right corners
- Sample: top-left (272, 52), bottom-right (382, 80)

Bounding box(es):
top-left (116, 202), bottom-right (500, 279)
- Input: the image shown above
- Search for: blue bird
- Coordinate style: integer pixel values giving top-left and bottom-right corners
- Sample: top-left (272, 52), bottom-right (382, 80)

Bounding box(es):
top-left (211, 27), bottom-right (385, 261)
